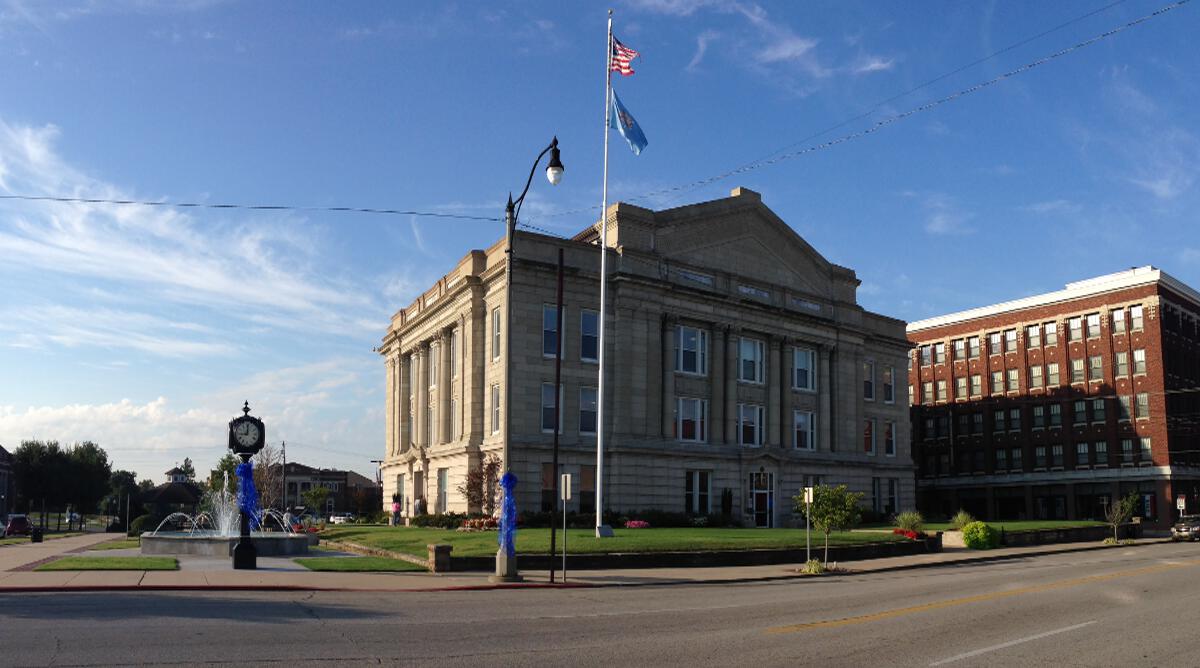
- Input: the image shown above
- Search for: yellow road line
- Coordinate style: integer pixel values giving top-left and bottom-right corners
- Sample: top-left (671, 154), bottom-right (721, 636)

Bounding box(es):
top-left (766, 558), bottom-right (1199, 634)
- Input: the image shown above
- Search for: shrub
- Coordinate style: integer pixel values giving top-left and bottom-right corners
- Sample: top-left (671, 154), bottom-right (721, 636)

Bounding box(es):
top-left (1103, 537), bottom-right (1118, 545)
top-left (894, 510), bottom-right (925, 533)
top-left (128, 514), bottom-right (161, 536)
top-left (949, 509), bottom-right (976, 531)
top-left (458, 517), bottom-right (500, 532)
top-left (961, 521), bottom-right (1000, 549)
top-left (802, 558), bottom-right (825, 574)
top-left (625, 520), bottom-right (650, 529)
top-left (411, 512), bottom-right (470, 529)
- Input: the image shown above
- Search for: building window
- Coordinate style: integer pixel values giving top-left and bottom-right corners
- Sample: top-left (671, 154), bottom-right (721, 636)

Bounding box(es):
top-left (1011, 447), bottom-right (1023, 470)
top-left (1135, 392), bottom-right (1149, 419)
top-left (1092, 398), bottom-right (1106, 423)
top-left (429, 342), bottom-right (438, 388)
top-left (1122, 438), bottom-right (1134, 463)
top-left (579, 387), bottom-right (598, 435)
top-left (684, 471), bottom-right (711, 515)
top-left (970, 374), bottom-right (982, 396)
top-left (1007, 368), bottom-right (1019, 392)
top-left (450, 330), bottom-right (458, 378)
top-left (490, 384), bottom-right (501, 434)
top-left (968, 336), bottom-right (981, 358)
top-left (540, 383), bottom-right (563, 433)
top-left (1068, 316), bottom-right (1082, 341)
top-left (1140, 437), bottom-right (1152, 461)
top-left (1035, 446), bottom-right (1047, 469)
top-left (541, 463), bottom-right (557, 512)
top-left (956, 376), bottom-right (968, 399)
top-left (1130, 304), bottom-right (1144, 331)
top-left (436, 468), bottom-right (448, 514)
top-left (1004, 329), bottom-right (1017, 352)
top-left (1073, 400), bottom-right (1087, 425)
top-left (993, 409), bottom-right (1005, 433)
top-left (581, 310), bottom-right (599, 362)
top-left (885, 421), bottom-right (896, 456)
top-left (1077, 442), bottom-right (1090, 467)
top-left (793, 347), bottom-right (816, 390)
top-left (934, 342), bottom-right (946, 364)
top-left (922, 381), bottom-right (933, 404)
top-left (996, 449), bottom-right (1008, 470)
top-left (738, 404), bottom-right (764, 446)
top-left (936, 379), bottom-right (947, 402)
top-left (427, 405), bottom-right (435, 444)
top-left (953, 338), bottom-right (966, 359)
top-left (675, 325), bottom-right (708, 375)
top-left (1132, 349), bottom-right (1147, 375)
top-left (492, 307), bottom-right (501, 360)
top-left (1047, 362), bottom-right (1060, 386)
top-left (863, 418), bottom-right (876, 455)
top-left (1116, 351), bottom-right (1129, 377)
top-left (1051, 444), bottom-right (1064, 468)
top-left (991, 371), bottom-right (1003, 394)
top-left (1086, 313), bottom-right (1101, 338)
top-left (973, 412), bottom-right (983, 433)
top-left (1095, 441), bottom-right (1108, 466)
top-left (395, 474), bottom-right (405, 514)
top-left (883, 366), bottom-right (895, 403)
top-left (1111, 308), bottom-right (1126, 334)
top-left (794, 411), bottom-right (816, 450)
top-left (1009, 408), bottom-right (1021, 432)
top-left (738, 337), bottom-right (765, 384)
top-left (579, 465), bottom-right (596, 512)
top-left (1032, 405), bottom-right (1045, 429)
top-left (863, 360), bottom-right (876, 400)
top-left (677, 397), bottom-right (708, 442)
top-left (1118, 395), bottom-right (1132, 422)
top-left (543, 305), bottom-right (560, 357)
top-left (450, 398), bottom-right (458, 440)
top-left (1026, 325), bottom-right (1041, 348)
top-left (1070, 359), bottom-right (1085, 384)
top-left (1044, 322), bottom-right (1058, 346)
top-left (1088, 355), bottom-right (1103, 381)
top-left (1049, 403), bottom-right (1062, 427)
top-left (1029, 365), bottom-right (1044, 388)
top-left (920, 345), bottom-right (932, 366)
top-left (988, 331), bottom-right (1001, 355)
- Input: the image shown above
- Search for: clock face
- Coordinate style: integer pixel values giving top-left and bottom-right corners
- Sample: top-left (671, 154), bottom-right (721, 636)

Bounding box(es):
top-left (234, 421), bottom-right (260, 447)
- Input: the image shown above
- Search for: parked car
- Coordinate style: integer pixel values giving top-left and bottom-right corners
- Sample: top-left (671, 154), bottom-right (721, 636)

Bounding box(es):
top-left (4, 515), bottom-right (32, 538)
top-left (1171, 515), bottom-right (1200, 541)
top-left (328, 512), bottom-right (356, 525)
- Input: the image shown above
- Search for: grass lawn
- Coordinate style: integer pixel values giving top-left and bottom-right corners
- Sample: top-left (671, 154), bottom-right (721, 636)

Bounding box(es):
top-left (90, 537), bottom-right (141, 551)
top-left (0, 532), bottom-right (85, 547)
top-left (295, 556), bottom-right (427, 572)
top-left (321, 526), bottom-right (904, 559)
top-left (35, 556), bottom-right (178, 571)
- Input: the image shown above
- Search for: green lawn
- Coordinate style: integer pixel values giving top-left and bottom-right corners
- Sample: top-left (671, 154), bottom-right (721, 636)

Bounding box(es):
top-left (0, 532), bottom-right (85, 547)
top-left (35, 556), bottom-right (178, 571)
top-left (295, 556), bottom-right (427, 572)
top-left (321, 526), bottom-right (904, 559)
top-left (90, 537), bottom-right (141, 551)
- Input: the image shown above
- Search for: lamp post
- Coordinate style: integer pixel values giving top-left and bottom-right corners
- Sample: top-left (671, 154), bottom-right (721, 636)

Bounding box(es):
top-left (493, 137), bottom-right (564, 584)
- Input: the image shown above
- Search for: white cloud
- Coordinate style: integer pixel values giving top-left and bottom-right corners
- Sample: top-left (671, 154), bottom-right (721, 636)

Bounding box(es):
top-left (687, 29), bottom-right (720, 71)
top-left (1023, 199), bottom-right (1082, 215)
top-left (906, 192), bottom-right (974, 236)
top-left (851, 55), bottom-right (894, 74)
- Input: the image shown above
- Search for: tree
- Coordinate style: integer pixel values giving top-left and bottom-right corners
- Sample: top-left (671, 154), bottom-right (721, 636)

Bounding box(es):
top-left (301, 485), bottom-right (330, 514)
top-left (208, 454), bottom-right (241, 495)
top-left (106, 470), bottom-right (139, 528)
top-left (12, 440), bottom-right (69, 526)
top-left (65, 441), bottom-right (112, 524)
top-left (178, 457), bottom-right (196, 482)
top-left (1105, 492), bottom-right (1142, 542)
top-left (794, 484), bottom-right (865, 566)
top-left (251, 445), bottom-right (283, 511)
top-left (457, 454), bottom-right (502, 516)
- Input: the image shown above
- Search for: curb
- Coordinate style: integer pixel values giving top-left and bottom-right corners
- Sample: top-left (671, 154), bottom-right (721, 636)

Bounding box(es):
top-left (846, 537), bottom-right (1174, 576)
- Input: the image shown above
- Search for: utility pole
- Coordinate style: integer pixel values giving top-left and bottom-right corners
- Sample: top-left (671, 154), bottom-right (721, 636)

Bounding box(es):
top-left (281, 440), bottom-right (287, 511)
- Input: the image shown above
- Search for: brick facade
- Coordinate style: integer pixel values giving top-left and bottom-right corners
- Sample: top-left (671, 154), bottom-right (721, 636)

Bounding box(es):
top-left (379, 188), bottom-right (914, 528)
top-left (908, 267), bottom-right (1200, 529)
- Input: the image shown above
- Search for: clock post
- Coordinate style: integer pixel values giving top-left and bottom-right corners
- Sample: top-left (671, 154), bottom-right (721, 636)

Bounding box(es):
top-left (229, 401), bottom-right (265, 570)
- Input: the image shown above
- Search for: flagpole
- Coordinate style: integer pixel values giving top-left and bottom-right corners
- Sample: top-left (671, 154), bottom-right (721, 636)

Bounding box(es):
top-left (595, 9), bottom-right (614, 538)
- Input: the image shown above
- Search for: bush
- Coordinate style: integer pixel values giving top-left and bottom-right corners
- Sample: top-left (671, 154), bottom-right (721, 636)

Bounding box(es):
top-left (894, 510), bottom-right (925, 533)
top-left (1103, 537), bottom-right (1118, 545)
top-left (625, 520), bottom-right (650, 529)
top-left (949, 509), bottom-right (975, 531)
top-left (802, 558), bottom-right (825, 574)
top-left (961, 521), bottom-right (1000, 549)
top-left (127, 514), bottom-right (161, 537)
top-left (411, 512), bottom-right (470, 529)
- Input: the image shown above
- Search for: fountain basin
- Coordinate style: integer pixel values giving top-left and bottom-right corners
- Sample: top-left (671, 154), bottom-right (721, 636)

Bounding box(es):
top-left (141, 532), bottom-right (311, 557)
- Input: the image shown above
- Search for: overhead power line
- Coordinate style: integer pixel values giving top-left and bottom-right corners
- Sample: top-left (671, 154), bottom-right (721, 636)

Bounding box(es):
top-left (0, 194), bottom-right (501, 222)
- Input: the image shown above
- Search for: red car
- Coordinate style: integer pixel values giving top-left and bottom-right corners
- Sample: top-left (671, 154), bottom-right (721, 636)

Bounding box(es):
top-left (4, 515), bottom-right (32, 537)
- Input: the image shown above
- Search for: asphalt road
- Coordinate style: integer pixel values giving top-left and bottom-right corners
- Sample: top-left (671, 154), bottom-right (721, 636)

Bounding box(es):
top-left (4, 542), bottom-right (1199, 667)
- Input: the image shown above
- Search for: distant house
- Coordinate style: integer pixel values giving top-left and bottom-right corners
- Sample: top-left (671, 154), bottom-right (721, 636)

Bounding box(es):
top-left (280, 462), bottom-right (381, 516)
top-left (0, 445), bottom-right (12, 518)
top-left (144, 467), bottom-right (204, 507)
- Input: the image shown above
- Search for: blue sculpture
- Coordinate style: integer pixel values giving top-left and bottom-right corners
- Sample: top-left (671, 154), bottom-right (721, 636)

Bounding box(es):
top-left (235, 461), bottom-right (261, 531)
top-left (498, 472), bottom-right (518, 557)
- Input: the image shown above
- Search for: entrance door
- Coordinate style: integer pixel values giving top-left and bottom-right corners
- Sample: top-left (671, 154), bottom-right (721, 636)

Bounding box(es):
top-left (750, 471), bottom-right (775, 528)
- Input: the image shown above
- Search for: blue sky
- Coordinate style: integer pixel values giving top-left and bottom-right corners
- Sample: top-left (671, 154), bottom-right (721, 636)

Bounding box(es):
top-left (0, 0), bottom-right (1196, 483)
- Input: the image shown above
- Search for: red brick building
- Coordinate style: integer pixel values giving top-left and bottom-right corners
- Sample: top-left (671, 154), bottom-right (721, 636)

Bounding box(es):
top-left (907, 267), bottom-right (1200, 530)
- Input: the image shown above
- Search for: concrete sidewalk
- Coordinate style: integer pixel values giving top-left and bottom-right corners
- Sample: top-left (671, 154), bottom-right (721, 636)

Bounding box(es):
top-left (0, 532), bottom-right (122, 572)
top-left (0, 534), bottom-right (1173, 593)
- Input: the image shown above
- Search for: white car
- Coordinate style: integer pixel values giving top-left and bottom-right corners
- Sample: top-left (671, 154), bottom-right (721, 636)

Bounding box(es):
top-left (328, 513), bottom-right (355, 524)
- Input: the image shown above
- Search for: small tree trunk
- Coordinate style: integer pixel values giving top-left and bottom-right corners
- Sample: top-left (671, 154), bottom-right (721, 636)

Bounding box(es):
top-left (824, 531), bottom-right (830, 565)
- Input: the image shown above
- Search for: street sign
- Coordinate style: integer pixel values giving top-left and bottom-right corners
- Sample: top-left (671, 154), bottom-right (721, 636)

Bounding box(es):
top-left (1178, 496), bottom-right (1186, 512)
top-left (561, 473), bottom-right (572, 501)
top-left (803, 487), bottom-right (814, 504)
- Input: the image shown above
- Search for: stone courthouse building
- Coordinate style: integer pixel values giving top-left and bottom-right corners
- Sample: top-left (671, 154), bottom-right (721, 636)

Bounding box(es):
top-left (379, 188), bottom-right (913, 528)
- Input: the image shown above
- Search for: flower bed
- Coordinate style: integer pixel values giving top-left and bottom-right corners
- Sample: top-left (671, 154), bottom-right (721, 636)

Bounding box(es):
top-left (892, 528), bottom-right (928, 541)
top-left (457, 517), bottom-right (499, 532)
top-left (624, 520), bottom-right (651, 529)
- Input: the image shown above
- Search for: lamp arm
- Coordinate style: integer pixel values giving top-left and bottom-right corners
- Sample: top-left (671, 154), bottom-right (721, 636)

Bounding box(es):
top-left (513, 139), bottom-right (556, 222)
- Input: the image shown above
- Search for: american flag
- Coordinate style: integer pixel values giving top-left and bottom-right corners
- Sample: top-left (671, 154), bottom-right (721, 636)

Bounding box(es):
top-left (610, 35), bottom-right (640, 76)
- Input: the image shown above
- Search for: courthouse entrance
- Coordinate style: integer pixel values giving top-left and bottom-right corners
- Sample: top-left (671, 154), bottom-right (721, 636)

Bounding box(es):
top-left (750, 470), bottom-right (775, 528)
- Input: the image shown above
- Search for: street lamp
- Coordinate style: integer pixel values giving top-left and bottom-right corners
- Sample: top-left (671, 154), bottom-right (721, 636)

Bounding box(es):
top-left (493, 136), bottom-right (564, 584)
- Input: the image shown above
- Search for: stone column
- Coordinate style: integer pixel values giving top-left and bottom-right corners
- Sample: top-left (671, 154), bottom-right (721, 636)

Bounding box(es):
top-left (819, 345), bottom-right (833, 452)
top-left (440, 329), bottom-right (453, 443)
top-left (711, 326), bottom-right (726, 444)
top-left (767, 335), bottom-right (781, 447)
top-left (385, 356), bottom-right (396, 456)
top-left (725, 328), bottom-right (740, 444)
top-left (415, 345), bottom-right (429, 447)
top-left (398, 354), bottom-right (411, 453)
top-left (662, 315), bottom-right (676, 439)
